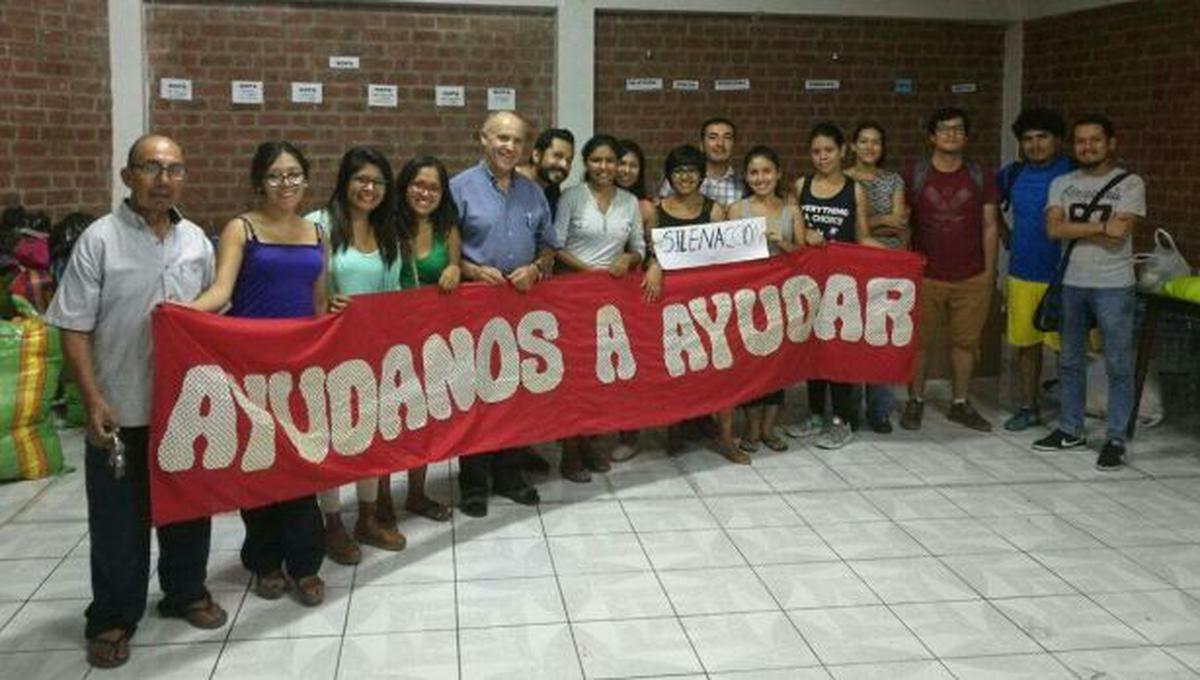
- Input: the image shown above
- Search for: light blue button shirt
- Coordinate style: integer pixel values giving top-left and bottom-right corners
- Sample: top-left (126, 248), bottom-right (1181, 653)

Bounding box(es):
top-left (450, 162), bottom-right (558, 274)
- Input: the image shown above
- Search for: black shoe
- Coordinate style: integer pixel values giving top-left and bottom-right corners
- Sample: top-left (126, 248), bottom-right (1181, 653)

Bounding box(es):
top-left (513, 447), bottom-right (551, 475)
top-left (869, 419), bottom-right (893, 434)
top-left (460, 495), bottom-right (488, 518)
top-left (495, 482), bottom-right (541, 506)
top-left (1032, 429), bottom-right (1087, 452)
top-left (947, 400), bottom-right (993, 432)
top-left (1096, 440), bottom-right (1126, 471)
top-left (899, 399), bottom-right (924, 431)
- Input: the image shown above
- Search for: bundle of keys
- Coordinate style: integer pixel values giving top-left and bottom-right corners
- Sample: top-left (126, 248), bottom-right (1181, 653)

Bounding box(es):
top-left (108, 429), bottom-right (126, 480)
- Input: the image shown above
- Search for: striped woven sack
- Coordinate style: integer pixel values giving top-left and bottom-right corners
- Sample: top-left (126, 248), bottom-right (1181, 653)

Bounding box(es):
top-left (0, 296), bottom-right (64, 480)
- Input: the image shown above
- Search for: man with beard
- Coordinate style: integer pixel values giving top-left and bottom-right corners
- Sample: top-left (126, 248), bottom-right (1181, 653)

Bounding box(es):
top-left (450, 110), bottom-right (558, 516)
top-left (518, 127), bottom-right (575, 219)
top-left (1034, 115), bottom-right (1144, 471)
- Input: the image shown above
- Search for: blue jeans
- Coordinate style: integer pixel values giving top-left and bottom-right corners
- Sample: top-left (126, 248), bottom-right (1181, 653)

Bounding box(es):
top-left (1058, 285), bottom-right (1135, 442)
top-left (866, 384), bottom-right (895, 424)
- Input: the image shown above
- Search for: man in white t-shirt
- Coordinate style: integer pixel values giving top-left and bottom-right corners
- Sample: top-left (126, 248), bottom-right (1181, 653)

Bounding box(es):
top-left (1033, 115), bottom-right (1146, 470)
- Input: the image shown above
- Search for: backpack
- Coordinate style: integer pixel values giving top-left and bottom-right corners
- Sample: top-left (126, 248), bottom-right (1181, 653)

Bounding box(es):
top-left (910, 156), bottom-right (984, 204)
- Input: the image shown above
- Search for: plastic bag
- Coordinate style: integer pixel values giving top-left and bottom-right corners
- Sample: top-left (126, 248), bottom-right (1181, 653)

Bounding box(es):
top-left (1135, 229), bottom-right (1191, 293)
top-left (0, 296), bottom-right (65, 480)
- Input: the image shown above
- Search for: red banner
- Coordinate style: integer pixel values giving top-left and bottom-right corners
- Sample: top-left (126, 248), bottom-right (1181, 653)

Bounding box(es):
top-left (149, 244), bottom-right (923, 525)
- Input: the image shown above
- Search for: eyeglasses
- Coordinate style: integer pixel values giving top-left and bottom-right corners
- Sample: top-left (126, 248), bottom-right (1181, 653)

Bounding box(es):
top-left (351, 175), bottom-right (386, 189)
top-left (670, 167), bottom-right (701, 178)
top-left (936, 124), bottom-right (967, 136)
top-left (264, 172), bottom-right (306, 188)
top-left (131, 162), bottom-right (187, 180)
top-left (407, 182), bottom-right (442, 196)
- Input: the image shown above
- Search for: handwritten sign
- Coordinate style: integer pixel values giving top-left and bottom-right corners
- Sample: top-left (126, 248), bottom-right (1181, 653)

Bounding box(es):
top-left (651, 217), bottom-right (768, 270)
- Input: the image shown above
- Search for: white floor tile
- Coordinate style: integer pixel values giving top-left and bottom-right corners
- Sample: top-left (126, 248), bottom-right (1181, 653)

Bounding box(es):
top-left (638, 529), bottom-right (746, 571)
top-left (1060, 511), bottom-right (1188, 547)
top-left (132, 588), bottom-right (244, 645)
top-left (787, 605), bottom-right (930, 665)
top-left (0, 599), bottom-right (84, 651)
top-left (573, 617), bottom-right (702, 678)
top-left (659, 566), bottom-right (777, 616)
top-left (546, 533), bottom-right (649, 575)
top-left (0, 558), bottom-right (58, 602)
top-left (758, 464), bottom-right (848, 493)
top-left (685, 465), bottom-right (773, 495)
top-left (810, 521), bottom-right (928, 560)
top-left (942, 653), bottom-right (1077, 679)
top-left (784, 490), bottom-right (886, 523)
top-left (981, 514), bottom-right (1105, 551)
top-left (702, 494), bottom-right (803, 528)
top-left (993, 594), bottom-right (1149, 651)
top-left (860, 488), bottom-right (966, 520)
top-left (539, 500), bottom-right (632, 536)
top-left (710, 669), bottom-right (831, 680)
top-left (897, 517), bottom-right (1018, 555)
top-left (453, 504), bottom-right (544, 542)
top-left (890, 600), bottom-right (1040, 657)
top-left (337, 630), bottom-right (458, 680)
top-left (1167, 644), bottom-right (1200, 673)
top-left (100, 641), bottom-right (222, 680)
top-left (229, 586), bottom-right (350, 640)
top-left (458, 622), bottom-right (582, 680)
top-left (558, 571), bottom-right (673, 621)
top-left (353, 535), bottom-right (455, 586)
top-left (848, 557), bottom-right (978, 604)
top-left (609, 470), bottom-right (697, 499)
top-left (344, 582), bottom-right (455, 635)
top-left (1031, 547), bottom-right (1175, 594)
top-left (726, 525), bottom-right (839, 565)
top-left (1124, 545), bottom-right (1200, 589)
top-left (457, 576), bottom-right (565, 628)
top-left (0, 648), bottom-right (88, 679)
top-left (1093, 590), bottom-right (1200, 644)
top-left (938, 486), bottom-right (1045, 518)
top-left (620, 498), bottom-right (717, 532)
top-left (827, 659), bottom-right (955, 679)
top-left (756, 562), bottom-right (879, 610)
top-left (940, 552), bottom-right (1075, 598)
top-left (0, 522), bottom-right (86, 559)
top-left (681, 610), bottom-right (818, 673)
top-left (212, 636), bottom-right (340, 680)
top-left (1054, 647), bottom-right (1198, 679)
top-left (455, 537), bottom-right (554, 580)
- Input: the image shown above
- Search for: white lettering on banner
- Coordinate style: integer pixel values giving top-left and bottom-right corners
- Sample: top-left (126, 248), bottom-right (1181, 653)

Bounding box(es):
top-left (688, 294), bottom-right (735, 370)
top-left (595, 305), bottom-right (636, 384)
top-left (651, 218), bottom-right (769, 270)
top-left (735, 286), bottom-right (784, 356)
top-left (865, 278), bottom-right (916, 347)
top-left (814, 274), bottom-right (864, 342)
top-left (158, 310), bottom-right (564, 473)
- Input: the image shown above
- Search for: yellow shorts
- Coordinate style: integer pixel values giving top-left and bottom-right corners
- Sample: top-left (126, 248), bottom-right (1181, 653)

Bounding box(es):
top-left (1006, 277), bottom-right (1060, 350)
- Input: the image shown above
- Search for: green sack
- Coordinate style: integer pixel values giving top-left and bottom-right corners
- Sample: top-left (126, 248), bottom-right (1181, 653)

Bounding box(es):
top-left (1163, 276), bottom-right (1200, 305)
top-left (0, 296), bottom-right (64, 481)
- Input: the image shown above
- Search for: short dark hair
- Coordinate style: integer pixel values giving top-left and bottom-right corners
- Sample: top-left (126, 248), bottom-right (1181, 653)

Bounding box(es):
top-left (250, 140), bottom-right (309, 190)
top-left (581, 134), bottom-right (622, 183)
top-left (1071, 114), bottom-right (1116, 140)
top-left (616, 138), bottom-right (647, 199)
top-left (700, 117), bottom-right (737, 139)
top-left (926, 107), bottom-right (971, 136)
top-left (534, 128), bottom-right (575, 154)
top-left (851, 121), bottom-right (888, 166)
top-left (809, 121), bottom-right (846, 147)
top-left (1011, 107), bottom-right (1066, 139)
top-left (663, 144), bottom-right (706, 191)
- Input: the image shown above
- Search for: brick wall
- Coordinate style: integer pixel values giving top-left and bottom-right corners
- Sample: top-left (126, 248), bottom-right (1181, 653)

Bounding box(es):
top-left (0, 0), bottom-right (111, 219)
top-left (1024, 0), bottom-right (1200, 262)
top-left (145, 1), bottom-right (555, 232)
top-left (595, 12), bottom-right (1007, 192)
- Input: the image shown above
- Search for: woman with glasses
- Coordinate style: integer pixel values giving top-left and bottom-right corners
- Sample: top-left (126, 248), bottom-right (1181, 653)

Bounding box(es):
top-left (553, 135), bottom-right (645, 482)
top-left (188, 141), bottom-right (328, 607)
top-left (644, 145), bottom-right (743, 463)
top-left (301, 147), bottom-right (407, 566)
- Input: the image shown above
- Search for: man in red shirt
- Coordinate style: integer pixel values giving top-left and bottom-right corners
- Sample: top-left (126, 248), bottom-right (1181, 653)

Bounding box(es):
top-left (901, 107), bottom-right (1000, 432)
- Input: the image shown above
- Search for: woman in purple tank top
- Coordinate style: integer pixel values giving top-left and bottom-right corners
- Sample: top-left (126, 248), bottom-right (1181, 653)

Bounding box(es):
top-left (189, 141), bottom-right (329, 608)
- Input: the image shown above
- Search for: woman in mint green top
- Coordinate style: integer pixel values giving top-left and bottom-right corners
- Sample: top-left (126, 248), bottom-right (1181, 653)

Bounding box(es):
top-left (397, 155), bottom-right (462, 293)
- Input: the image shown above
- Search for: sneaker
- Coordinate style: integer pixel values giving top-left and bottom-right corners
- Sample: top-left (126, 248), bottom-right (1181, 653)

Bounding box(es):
top-left (784, 415), bottom-right (824, 439)
top-left (1003, 407), bottom-right (1042, 432)
top-left (1096, 439), bottom-right (1126, 471)
top-left (947, 400), bottom-right (993, 432)
top-left (1032, 429), bottom-right (1087, 452)
top-left (899, 399), bottom-right (924, 431)
top-left (814, 417), bottom-right (853, 450)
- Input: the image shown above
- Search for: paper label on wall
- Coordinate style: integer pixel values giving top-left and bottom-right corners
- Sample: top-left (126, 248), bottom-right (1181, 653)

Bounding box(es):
top-left (290, 82), bottom-right (323, 104)
top-left (893, 78), bottom-right (914, 94)
top-left (435, 85), bottom-right (465, 107)
top-left (672, 79), bottom-right (700, 91)
top-left (329, 55), bottom-right (360, 70)
top-left (367, 84), bottom-right (398, 108)
top-left (950, 82), bottom-right (978, 94)
top-left (230, 80), bottom-right (264, 105)
top-left (650, 218), bottom-right (768, 270)
top-left (805, 79), bottom-right (841, 91)
top-left (487, 87), bottom-right (516, 110)
top-left (625, 78), bottom-right (663, 91)
top-left (714, 78), bottom-right (750, 91)
top-left (159, 78), bottom-right (192, 101)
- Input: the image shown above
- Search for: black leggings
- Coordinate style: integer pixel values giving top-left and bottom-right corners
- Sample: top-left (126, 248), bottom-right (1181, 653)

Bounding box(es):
top-left (807, 380), bottom-right (858, 427)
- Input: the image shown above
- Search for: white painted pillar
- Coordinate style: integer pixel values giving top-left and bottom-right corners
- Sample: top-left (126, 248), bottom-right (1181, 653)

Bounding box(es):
top-left (555, 0), bottom-right (594, 185)
top-left (1000, 21), bottom-right (1023, 164)
top-left (108, 0), bottom-right (147, 209)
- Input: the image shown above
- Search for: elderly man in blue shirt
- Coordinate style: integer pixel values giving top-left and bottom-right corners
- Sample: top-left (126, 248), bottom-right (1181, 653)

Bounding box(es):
top-left (450, 110), bottom-right (558, 517)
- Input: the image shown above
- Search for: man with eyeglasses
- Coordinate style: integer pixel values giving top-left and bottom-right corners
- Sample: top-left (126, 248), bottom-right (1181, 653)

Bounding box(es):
top-left (658, 117), bottom-right (745, 206)
top-left (450, 110), bottom-right (558, 517)
top-left (45, 134), bottom-right (227, 669)
top-left (900, 107), bottom-right (1000, 433)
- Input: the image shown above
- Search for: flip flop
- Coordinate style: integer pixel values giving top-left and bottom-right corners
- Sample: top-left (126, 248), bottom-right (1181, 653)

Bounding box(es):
top-left (405, 498), bottom-right (453, 522)
top-left (739, 439), bottom-right (760, 454)
top-left (761, 435), bottom-right (789, 452)
top-left (160, 595), bottom-right (228, 630)
top-left (87, 629), bottom-right (130, 669)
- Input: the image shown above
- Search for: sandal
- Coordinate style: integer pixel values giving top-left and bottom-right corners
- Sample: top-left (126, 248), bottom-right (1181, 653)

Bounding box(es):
top-left (718, 441), bottom-right (752, 465)
top-left (560, 466), bottom-right (592, 484)
top-left (405, 496), bottom-right (453, 522)
top-left (86, 629), bottom-right (130, 669)
top-left (761, 435), bottom-right (789, 452)
top-left (739, 439), bottom-right (760, 454)
top-left (160, 595), bottom-right (228, 630)
top-left (253, 570), bottom-right (290, 600)
top-left (295, 574), bottom-right (325, 607)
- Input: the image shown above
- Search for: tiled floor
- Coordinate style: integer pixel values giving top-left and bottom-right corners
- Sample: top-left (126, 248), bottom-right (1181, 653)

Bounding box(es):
top-left (2, 383), bottom-right (1200, 679)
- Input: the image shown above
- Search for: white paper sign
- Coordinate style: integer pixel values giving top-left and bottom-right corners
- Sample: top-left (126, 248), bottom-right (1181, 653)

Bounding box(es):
top-left (950, 82), bottom-right (978, 94)
top-left (650, 217), bottom-right (768, 270)
top-left (714, 78), bottom-right (750, 91)
top-left (329, 55), bottom-right (360, 70)
top-left (290, 82), bottom-right (323, 104)
top-left (435, 85), bottom-right (465, 107)
top-left (367, 84), bottom-right (398, 108)
top-left (487, 87), bottom-right (516, 110)
top-left (230, 80), bottom-right (263, 105)
top-left (625, 78), bottom-right (663, 91)
top-left (805, 79), bottom-right (841, 91)
top-left (673, 79), bottom-right (700, 91)
top-left (159, 78), bottom-right (192, 101)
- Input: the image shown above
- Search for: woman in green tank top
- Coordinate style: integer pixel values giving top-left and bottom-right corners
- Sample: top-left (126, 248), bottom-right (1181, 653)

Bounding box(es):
top-left (397, 156), bottom-right (462, 292)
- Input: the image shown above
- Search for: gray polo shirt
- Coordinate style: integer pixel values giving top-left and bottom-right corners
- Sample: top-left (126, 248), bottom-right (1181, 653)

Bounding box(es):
top-left (45, 201), bottom-right (214, 427)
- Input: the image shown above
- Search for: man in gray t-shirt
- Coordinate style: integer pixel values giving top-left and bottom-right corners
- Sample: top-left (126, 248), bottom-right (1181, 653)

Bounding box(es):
top-left (44, 135), bottom-right (226, 668)
top-left (1034, 116), bottom-right (1146, 471)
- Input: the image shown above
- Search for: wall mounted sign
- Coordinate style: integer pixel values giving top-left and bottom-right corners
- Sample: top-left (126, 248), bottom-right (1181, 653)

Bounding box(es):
top-left (368, 84), bottom-right (398, 108)
top-left (159, 78), bottom-right (192, 101)
top-left (290, 82), bottom-right (323, 104)
top-left (672, 80), bottom-right (700, 91)
top-left (625, 78), bottom-right (663, 91)
top-left (805, 79), bottom-right (841, 91)
top-left (329, 56), bottom-right (360, 70)
top-left (714, 79), bottom-right (750, 91)
top-left (435, 85), bottom-right (465, 107)
top-left (231, 81), bottom-right (264, 105)
top-left (950, 82), bottom-right (979, 94)
top-left (487, 87), bottom-right (516, 110)
top-left (893, 78), bottom-right (914, 94)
